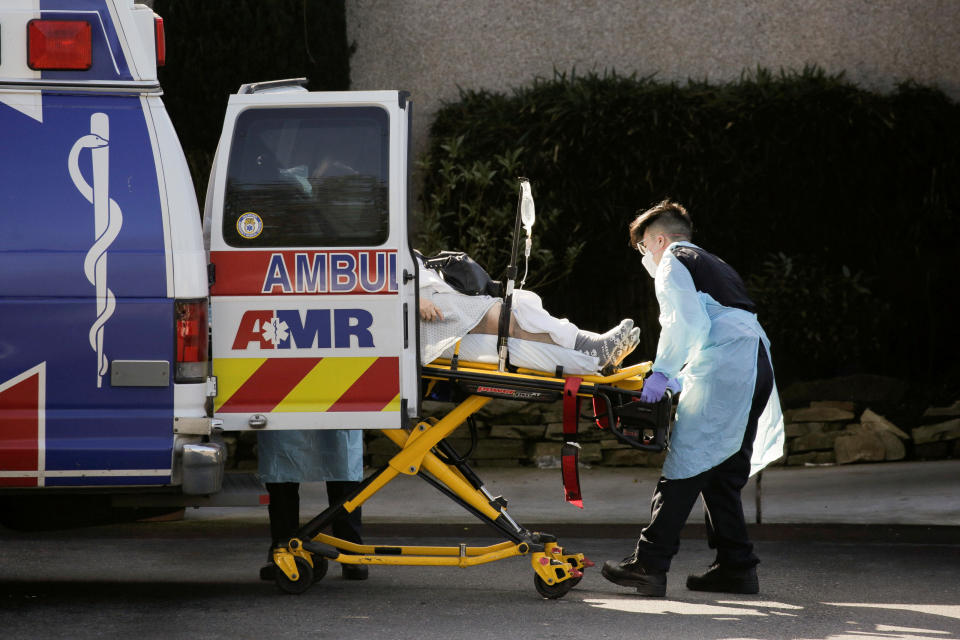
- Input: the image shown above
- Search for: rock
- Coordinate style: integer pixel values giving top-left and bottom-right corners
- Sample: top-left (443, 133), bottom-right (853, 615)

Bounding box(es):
top-left (784, 407), bottom-right (856, 423)
top-left (834, 432), bottom-right (886, 464)
top-left (822, 422), bottom-right (847, 432)
top-left (923, 400), bottom-right (960, 418)
top-left (543, 421), bottom-right (602, 441)
top-left (529, 442), bottom-right (562, 469)
top-left (539, 406), bottom-right (565, 423)
top-left (860, 409), bottom-right (909, 439)
top-left (472, 439), bottom-right (526, 459)
top-left (579, 442), bottom-right (603, 463)
top-left (913, 441), bottom-right (953, 460)
top-left (544, 423), bottom-right (565, 440)
top-left (472, 459), bottom-right (525, 467)
top-left (789, 431), bottom-right (843, 453)
top-left (911, 418), bottom-right (960, 444)
top-left (366, 436), bottom-right (400, 456)
top-left (602, 449), bottom-right (652, 467)
top-left (420, 400), bottom-right (452, 415)
top-left (878, 431), bottom-right (906, 461)
top-left (785, 423), bottom-right (809, 438)
top-left (811, 400), bottom-right (856, 412)
top-left (786, 452), bottom-right (816, 466)
top-left (600, 437), bottom-right (631, 450)
top-left (489, 424), bottom-right (545, 439)
top-left (781, 375), bottom-right (905, 408)
top-left (786, 451), bottom-right (835, 466)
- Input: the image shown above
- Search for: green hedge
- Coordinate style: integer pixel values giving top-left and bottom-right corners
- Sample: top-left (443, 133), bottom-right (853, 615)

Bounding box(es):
top-left (420, 68), bottom-right (960, 381)
top-left (154, 0), bottom-right (352, 198)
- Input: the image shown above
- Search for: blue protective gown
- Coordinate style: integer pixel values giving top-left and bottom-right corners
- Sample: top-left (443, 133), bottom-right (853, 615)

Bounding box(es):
top-left (651, 242), bottom-right (785, 480)
top-left (257, 429), bottom-right (363, 483)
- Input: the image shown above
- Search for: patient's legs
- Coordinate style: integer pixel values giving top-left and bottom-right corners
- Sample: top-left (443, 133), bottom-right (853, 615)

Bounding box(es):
top-left (469, 303), bottom-right (640, 367)
top-left (469, 302), bottom-right (554, 344)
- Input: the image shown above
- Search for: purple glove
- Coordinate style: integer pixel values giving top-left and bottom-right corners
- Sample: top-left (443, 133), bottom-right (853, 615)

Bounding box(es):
top-left (666, 377), bottom-right (682, 394)
top-left (640, 371), bottom-right (669, 403)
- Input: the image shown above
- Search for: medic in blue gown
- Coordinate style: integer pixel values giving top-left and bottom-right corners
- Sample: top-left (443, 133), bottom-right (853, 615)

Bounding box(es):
top-left (257, 430), bottom-right (369, 581)
top-left (601, 200), bottom-right (785, 597)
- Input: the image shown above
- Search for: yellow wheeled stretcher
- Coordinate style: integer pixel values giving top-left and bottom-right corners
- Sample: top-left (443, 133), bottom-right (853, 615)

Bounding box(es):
top-left (268, 356), bottom-right (674, 599)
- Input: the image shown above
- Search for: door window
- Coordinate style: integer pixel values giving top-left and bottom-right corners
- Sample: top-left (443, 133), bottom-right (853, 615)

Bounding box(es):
top-left (222, 106), bottom-right (389, 248)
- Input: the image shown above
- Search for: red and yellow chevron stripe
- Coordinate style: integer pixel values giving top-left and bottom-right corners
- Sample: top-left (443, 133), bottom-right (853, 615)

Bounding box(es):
top-left (214, 356), bottom-right (400, 414)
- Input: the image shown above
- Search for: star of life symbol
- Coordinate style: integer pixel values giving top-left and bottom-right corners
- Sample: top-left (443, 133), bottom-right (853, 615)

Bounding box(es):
top-left (68, 113), bottom-right (123, 388)
top-left (262, 315), bottom-right (290, 347)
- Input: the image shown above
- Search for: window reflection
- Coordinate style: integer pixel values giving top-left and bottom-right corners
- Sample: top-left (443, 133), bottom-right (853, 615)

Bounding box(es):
top-left (223, 106), bottom-right (389, 248)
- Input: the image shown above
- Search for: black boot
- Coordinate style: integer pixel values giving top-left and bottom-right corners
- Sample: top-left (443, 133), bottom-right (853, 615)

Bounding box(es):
top-left (686, 563), bottom-right (759, 594)
top-left (601, 554), bottom-right (667, 596)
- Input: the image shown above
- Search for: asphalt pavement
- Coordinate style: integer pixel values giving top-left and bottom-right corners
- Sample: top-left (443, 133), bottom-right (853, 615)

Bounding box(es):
top-left (3, 461), bottom-right (958, 639)
top-left (1, 534), bottom-right (958, 640)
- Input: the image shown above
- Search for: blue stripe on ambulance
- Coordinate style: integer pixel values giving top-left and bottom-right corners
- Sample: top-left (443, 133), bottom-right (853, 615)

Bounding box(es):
top-left (39, 0), bottom-right (132, 82)
top-left (0, 90), bottom-right (172, 486)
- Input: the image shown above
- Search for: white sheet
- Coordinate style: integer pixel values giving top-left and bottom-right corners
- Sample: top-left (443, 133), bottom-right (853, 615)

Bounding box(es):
top-left (437, 334), bottom-right (600, 375)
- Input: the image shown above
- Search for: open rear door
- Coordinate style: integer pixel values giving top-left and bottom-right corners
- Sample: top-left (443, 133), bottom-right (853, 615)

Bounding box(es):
top-left (206, 84), bottom-right (418, 430)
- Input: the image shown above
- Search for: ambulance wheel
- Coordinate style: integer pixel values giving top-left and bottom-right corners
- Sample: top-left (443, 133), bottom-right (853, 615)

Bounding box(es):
top-left (312, 557), bottom-right (328, 583)
top-left (275, 557), bottom-right (314, 594)
top-left (534, 575), bottom-right (575, 599)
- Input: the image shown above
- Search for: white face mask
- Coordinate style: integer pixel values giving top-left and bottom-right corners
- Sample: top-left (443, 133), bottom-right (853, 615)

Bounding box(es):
top-left (642, 252), bottom-right (658, 278)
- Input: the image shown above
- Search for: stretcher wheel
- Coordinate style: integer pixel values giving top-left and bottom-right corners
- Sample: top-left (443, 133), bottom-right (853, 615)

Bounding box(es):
top-left (312, 557), bottom-right (328, 582)
top-left (275, 557), bottom-right (314, 594)
top-left (534, 575), bottom-right (575, 599)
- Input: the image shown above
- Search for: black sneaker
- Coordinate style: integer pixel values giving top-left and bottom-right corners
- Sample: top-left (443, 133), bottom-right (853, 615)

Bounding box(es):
top-left (601, 554), bottom-right (667, 596)
top-left (341, 563), bottom-right (369, 581)
top-left (686, 563), bottom-right (759, 594)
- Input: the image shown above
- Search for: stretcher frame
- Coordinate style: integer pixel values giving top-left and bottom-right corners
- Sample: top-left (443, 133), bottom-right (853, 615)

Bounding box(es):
top-left (269, 359), bottom-right (671, 599)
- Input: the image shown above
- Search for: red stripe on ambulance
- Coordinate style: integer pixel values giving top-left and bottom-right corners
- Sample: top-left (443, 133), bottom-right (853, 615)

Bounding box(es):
top-left (217, 358), bottom-right (322, 413)
top-left (0, 367), bottom-right (42, 487)
top-left (327, 357), bottom-right (399, 412)
top-left (210, 250), bottom-right (398, 296)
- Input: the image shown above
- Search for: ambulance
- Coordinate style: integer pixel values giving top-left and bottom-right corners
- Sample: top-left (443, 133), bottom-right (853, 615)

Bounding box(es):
top-left (0, 1), bottom-right (420, 526)
top-left (0, 0), bottom-right (220, 521)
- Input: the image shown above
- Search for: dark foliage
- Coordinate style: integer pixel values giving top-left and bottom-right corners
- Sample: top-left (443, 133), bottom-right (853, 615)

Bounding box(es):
top-left (153, 0), bottom-right (352, 199)
top-left (420, 68), bottom-right (960, 382)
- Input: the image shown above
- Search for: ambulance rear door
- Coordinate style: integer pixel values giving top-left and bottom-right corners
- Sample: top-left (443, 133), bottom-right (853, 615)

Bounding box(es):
top-left (206, 85), bottom-right (419, 431)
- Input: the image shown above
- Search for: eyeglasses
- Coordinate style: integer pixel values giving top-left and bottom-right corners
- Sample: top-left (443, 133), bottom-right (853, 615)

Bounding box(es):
top-left (635, 236), bottom-right (657, 256)
top-left (636, 232), bottom-right (682, 255)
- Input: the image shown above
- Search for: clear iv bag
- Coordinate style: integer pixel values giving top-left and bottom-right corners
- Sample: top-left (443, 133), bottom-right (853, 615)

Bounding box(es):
top-left (520, 180), bottom-right (535, 235)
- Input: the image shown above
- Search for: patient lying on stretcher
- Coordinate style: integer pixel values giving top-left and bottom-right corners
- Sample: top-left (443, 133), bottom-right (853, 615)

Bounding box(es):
top-left (418, 257), bottom-right (640, 375)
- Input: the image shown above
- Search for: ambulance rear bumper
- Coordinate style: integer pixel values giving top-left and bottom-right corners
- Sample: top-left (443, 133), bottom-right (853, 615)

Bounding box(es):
top-left (180, 442), bottom-right (225, 496)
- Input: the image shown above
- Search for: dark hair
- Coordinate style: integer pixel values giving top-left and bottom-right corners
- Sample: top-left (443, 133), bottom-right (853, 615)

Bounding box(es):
top-left (628, 199), bottom-right (693, 247)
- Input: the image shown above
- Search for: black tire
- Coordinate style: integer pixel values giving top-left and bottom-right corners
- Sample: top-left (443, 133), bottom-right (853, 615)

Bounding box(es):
top-left (312, 557), bottom-right (328, 583)
top-left (534, 574), bottom-right (575, 599)
top-left (275, 557), bottom-right (314, 595)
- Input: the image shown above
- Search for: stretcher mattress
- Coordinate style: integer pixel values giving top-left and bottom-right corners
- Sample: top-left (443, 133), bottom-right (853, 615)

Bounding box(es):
top-left (437, 334), bottom-right (600, 375)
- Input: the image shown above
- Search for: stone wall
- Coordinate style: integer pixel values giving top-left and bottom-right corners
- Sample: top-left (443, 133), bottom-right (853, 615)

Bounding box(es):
top-left (347, 0), bottom-right (960, 164)
top-left (223, 396), bottom-right (960, 472)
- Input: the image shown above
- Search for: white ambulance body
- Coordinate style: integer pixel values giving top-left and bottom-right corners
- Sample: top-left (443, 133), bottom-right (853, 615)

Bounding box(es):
top-left (204, 81), bottom-right (420, 431)
top-left (0, 0), bottom-right (222, 506)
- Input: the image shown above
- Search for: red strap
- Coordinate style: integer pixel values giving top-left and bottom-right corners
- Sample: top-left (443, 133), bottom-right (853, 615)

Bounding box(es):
top-left (563, 377), bottom-right (582, 437)
top-left (592, 396), bottom-right (609, 430)
top-left (561, 443), bottom-right (583, 508)
top-left (562, 377), bottom-right (583, 508)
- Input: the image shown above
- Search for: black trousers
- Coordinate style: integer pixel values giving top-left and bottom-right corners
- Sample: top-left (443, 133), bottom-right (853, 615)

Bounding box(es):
top-left (265, 480), bottom-right (363, 551)
top-left (636, 344), bottom-right (774, 572)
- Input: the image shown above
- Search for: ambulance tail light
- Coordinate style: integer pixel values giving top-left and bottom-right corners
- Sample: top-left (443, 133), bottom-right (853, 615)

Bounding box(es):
top-left (175, 300), bottom-right (208, 384)
top-left (27, 20), bottom-right (92, 70)
top-left (154, 16), bottom-right (166, 67)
